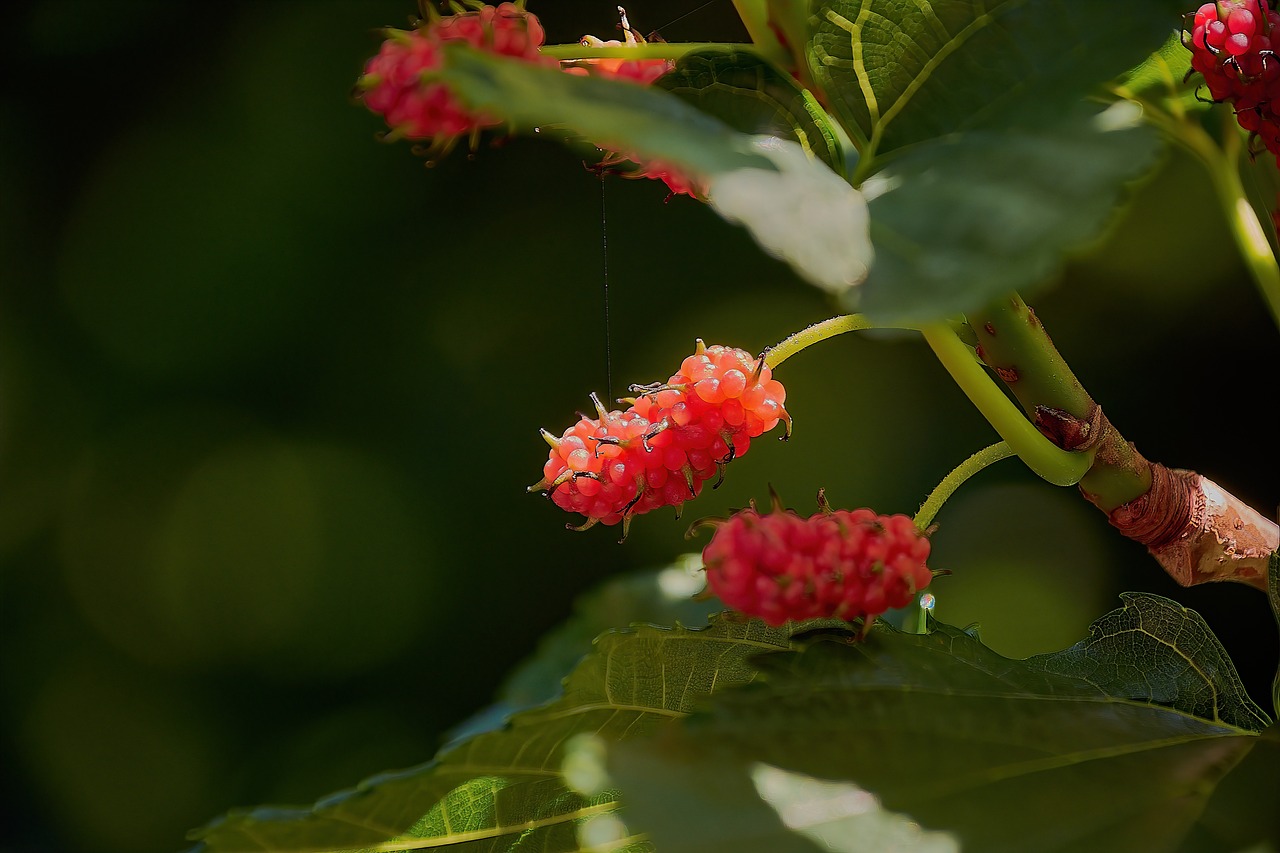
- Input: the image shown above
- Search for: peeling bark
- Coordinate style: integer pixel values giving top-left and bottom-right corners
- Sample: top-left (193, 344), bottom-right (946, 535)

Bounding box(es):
top-left (1104, 464), bottom-right (1278, 591)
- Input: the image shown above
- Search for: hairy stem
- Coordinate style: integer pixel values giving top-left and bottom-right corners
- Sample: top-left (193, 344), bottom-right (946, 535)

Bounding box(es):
top-left (914, 441), bottom-right (1016, 531)
top-left (762, 314), bottom-right (879, 368)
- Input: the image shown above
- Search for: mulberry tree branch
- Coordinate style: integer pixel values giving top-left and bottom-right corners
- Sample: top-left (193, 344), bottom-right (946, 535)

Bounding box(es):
top-left (966, 294), bottom-right (1278, 591)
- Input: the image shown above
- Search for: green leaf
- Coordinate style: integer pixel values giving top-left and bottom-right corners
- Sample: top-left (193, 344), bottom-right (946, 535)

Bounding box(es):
top-left (805, 0), bottom-right (1185, 156)
top-left (850, 106), bottom-right (1163, 324)
top-left (186, 617), bottom-right (826, 853)
top-left (1025, 592), bottom-right (1272, 732)
top-left (436, 46), bottom-right (881, 294)
top-left (436, 45), bottom-right (774, 178)
top-left (610, 607), bottom-right (1276, 853)
top-left (1117, 29), bottom-right (1203, 112)
top-left (1173, 726), bottom-right (1280, 853)
top-left (657, 48), bottom-right (848, 176)
top-left (497, 558), bottom-right (723, 712)
top-left (441, 559), bottom-right (723, 750)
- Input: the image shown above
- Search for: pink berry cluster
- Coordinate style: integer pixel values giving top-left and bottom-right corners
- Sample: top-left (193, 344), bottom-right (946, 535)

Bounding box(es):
top-left (700, 495), bottom-right (934, 628)
top-left (531, 341), bottom-right (790, 538)
top-left (356, 3), bottom-right (554, 142)
top-left (1185, 1), bottom-right (1280, 157)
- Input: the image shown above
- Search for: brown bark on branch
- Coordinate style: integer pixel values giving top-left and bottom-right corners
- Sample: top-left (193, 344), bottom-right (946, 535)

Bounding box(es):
top-left (1103, 465), bottom-right (1278, 591)
top-left (970, 296), bottom-right (1277, 592)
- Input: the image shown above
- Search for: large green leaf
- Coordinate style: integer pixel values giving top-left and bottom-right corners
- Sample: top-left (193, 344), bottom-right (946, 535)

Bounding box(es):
top-left (805, 0), bottom-right (1185, 156)
top-left (1116, 29), bottom-right (1202, 110)
top-left (496, 558), bottom-right (722, 713)
top-left (1024, 593), bottom-right (1272, 731)
top-left (851, 105), bottom-right (1162, 324)
top-left (609, 601), bottom-right (1277, 853)
top-left (436, 46), bottom-right (774, 178)
top-left (657, 48), bottom-right (848, 176)
top-left (187, 617), bottom-right (822, 853)
top-left (441, 560), bottom-right (723, 751)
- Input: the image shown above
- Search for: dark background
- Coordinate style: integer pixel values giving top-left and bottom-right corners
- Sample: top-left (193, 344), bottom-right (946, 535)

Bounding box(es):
top-left (1, 2), bottom-right (1276, 851)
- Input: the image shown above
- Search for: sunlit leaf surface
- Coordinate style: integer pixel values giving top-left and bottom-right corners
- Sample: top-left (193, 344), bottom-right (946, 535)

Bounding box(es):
top-left (805, 0), bottom-right (1185, 155)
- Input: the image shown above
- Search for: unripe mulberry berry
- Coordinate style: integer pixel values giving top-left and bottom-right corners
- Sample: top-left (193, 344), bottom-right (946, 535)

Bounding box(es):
top-left (1184, 0), bottom-right (1280, 158)
top-left (698, 493), bottom-right (934, 629)
top-left (356, 3), bottom-right (554, 146)
top-left (530, 340), bottom-right (790, 539)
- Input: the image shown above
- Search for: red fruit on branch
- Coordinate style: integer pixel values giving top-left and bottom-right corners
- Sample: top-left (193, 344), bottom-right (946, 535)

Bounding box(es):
top-left (561, 6), bottom-right (673, 85)
top-left (564, 7), bottom-right (699, 197)
top-left (698, 493), bottom-right (934, 629)
top-left (355, 3), bottom-right (554, 145)
top-left (1184, 0), bottom-right (1280, 157)
top-left (530, 341), bottom-right (790, 538)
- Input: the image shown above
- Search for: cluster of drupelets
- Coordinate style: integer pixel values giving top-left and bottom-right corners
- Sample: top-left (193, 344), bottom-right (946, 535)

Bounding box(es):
top-left (698, 494), bottom-right (935, 629)
top-left (530, 342), bottom-right (790, 539)
top-left (357, 3), bottom-right (554, 143)
top-left (1185, 0), bottom-right (1280, 157)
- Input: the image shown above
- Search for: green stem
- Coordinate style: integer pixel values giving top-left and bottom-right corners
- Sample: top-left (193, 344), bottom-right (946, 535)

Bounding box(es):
top-left (762, 314), bottom-right (883, 368)
top-left (1144, 103), bottom-right (1280, 329)
top-left (913, 441), bottom-right (1016, 531)
top-left (903, 442), bottom-right (1015, 636)
top-left (966, 297), bottom-right (1150, 511)
top-left (1211, 119), bottom-right (1280, 329)
top-left (920, 324), bottom-right (1091, 488)
top-left (729, 0), bottom-right (793, 67)
top-left (540, 42), bottom-right (729, 61)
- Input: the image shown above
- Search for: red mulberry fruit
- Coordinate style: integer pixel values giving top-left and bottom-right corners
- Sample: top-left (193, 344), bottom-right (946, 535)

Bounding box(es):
top-left (356, 3), bottom-right (555, 145)
top-left (1184, 1), bottom-right (1280, 157)
top-left (699, 494), bottom-right (934, 628)
top-left (530, 341), bottom-right (790, 538)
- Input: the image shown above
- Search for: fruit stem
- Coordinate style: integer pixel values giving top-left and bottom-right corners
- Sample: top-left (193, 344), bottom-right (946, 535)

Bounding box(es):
top-left (540, 42), bottom-right (727, 61)
top-left (1211, 118), bottom-right (1280, 329)
top-left (913, 441), bottom-right (1016, 532)
top-left (1144, 100), bottom-right (1280, 329)
top-left (919, 323), bottom-right (1092, 487)
top-left (763, 314), bottom-right (884, 368)
top-left (728, 0), bottom-right (794, 67)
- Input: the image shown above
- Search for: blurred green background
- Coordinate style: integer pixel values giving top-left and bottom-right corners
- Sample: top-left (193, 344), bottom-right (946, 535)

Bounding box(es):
top-left (1, 1), bottom-right (1276, 851)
